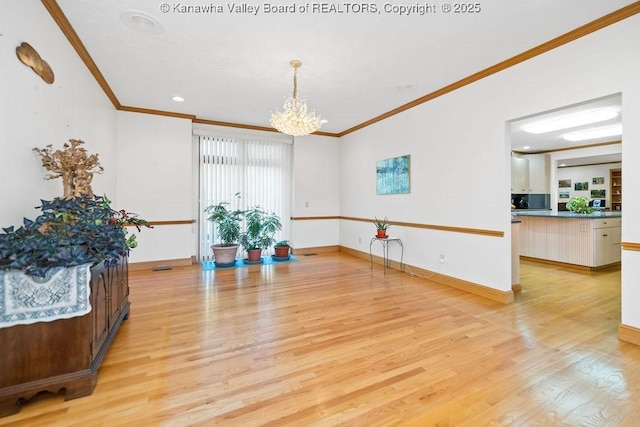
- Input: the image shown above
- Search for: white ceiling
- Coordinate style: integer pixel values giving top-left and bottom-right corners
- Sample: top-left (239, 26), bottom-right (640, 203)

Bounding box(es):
top-left (55, 0), bottom-right (633, 139)
top-left (510, 93), bottom-right (623, 158)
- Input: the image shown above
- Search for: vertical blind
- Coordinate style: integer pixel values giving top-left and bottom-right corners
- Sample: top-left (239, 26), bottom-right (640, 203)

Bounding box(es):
top-left (199, 135), bottom-right (292, 260)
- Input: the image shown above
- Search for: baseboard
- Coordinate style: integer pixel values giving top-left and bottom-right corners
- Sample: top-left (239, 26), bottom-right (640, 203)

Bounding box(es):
top-left (520, 256), bottom-right (620, 271)
top-left (292, 245), bottom-right (339, 255)
top-left (512, 283), bottom-right (522, 292)
top-left (129, 257), bottom-right (194, 271)
top-left (339, 245), bottom-right (404, 271)
top-left (339, 246), bottom-right (514, 304)
top-left (409, 264), bottom-right (514, 304)
top-left (618, 324), bottom-right (640, 346)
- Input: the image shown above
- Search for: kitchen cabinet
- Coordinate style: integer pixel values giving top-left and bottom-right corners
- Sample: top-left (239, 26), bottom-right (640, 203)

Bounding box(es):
top-left (593, 218), bottom-right (621, 266)
top-left (511, 154), bottom-right (549, 194)
top-left (518, 214), bottom-right (621, 268)
top-left (511, 156), bottom-right (529, 193)
top-left (527, 154), bottom-right (550, 193)
top-left (0, 256), bottom-right (130, 417)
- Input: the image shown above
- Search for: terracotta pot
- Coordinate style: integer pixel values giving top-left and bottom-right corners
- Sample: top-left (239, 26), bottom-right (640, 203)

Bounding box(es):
top-left (376, 229), bottom-right (388, 238)
top-left (211, 244), bottom-right (239, 267)
top-left (274, 246), bottom-right (290, 258)
top-left (247, 248), bottom-right (263, 262)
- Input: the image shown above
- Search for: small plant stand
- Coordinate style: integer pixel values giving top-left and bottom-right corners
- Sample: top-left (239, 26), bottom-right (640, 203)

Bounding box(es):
top-left (369, 236), bottom-right (404, 274)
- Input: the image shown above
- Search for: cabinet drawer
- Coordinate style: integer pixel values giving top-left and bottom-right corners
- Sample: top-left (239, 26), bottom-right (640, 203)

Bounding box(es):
top-left (592, 218), bottom-right (621, 228)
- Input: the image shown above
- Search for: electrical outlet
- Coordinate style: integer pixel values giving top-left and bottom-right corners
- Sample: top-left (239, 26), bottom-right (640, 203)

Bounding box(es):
top-left (439, 254), bottom-right (445, 264)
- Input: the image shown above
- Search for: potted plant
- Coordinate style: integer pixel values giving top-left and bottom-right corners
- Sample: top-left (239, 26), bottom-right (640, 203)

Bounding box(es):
top-left (204, 194), bottom-right (244, 267)
top-left (239, 206), bottom-right (283, 263)
top-left (566, 197), bottom-right (594, 214)
top-left (0, 194), bottom-right (151, 408)
top-left (274, 240), bottom-right (291, 259)
top-left (373, 216), bottom-right (390, 238)
top-left (0, 194), bottom-right (150, 278)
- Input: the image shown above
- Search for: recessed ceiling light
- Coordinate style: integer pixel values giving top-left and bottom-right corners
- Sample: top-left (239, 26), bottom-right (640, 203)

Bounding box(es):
top-left (172, 96), bottom-right (184, 102)
top-left (120, 10), bottom-right (163, 34)
top-left (563, 124), bottom-right (622, 142)
top-left (559, 163), bottom-right (567, 167)
top-left (320, 119), bottom-right (328, 124)
top-left (523, 108), bottom-right (617, 134)
top-left (522, 146), bottom-right (530, 150)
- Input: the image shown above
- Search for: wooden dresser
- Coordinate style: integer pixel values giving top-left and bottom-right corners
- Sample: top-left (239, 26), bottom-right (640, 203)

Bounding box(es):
top-left (0, 256), bottom-right (130, 417)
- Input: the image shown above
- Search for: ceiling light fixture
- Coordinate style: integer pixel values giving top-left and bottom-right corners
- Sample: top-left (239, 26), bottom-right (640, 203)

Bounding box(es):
top-left (270, 60), bottom-right (322, 137)
top-left (120, 10), bottom-right (163, 34)
top-left (523, 108), bottom-right (618, 134)
top-left (172, 96), bottom-right (184, 102)
top-left (562, 124), bottom-right (623, 142)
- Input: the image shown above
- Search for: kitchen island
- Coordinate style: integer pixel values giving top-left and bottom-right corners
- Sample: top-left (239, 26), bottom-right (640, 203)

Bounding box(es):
top-left (514, 210), bottom-right (621, 268)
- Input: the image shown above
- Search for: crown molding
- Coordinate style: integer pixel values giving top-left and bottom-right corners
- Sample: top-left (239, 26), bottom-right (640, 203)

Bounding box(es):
top-left (42, 0), bottom-right (640, 137)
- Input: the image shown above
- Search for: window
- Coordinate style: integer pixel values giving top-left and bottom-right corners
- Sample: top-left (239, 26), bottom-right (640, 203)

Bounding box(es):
top-left (199, 135), bottom-right (291, 260)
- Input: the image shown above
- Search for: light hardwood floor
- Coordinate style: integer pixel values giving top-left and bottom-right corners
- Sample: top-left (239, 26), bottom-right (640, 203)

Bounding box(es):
top-left (2, 253), bottom-right (639, 426)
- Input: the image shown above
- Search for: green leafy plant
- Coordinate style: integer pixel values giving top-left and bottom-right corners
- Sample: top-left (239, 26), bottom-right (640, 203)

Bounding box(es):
top-left (102, 195), bottom-right (151, 249)
top-left (566, 197), bottom-right (594, 214)
top-left (239, 206), bottom-right (283, 251)
top-left (204, 193), bottom-right (244, 246)
top-left (275, 240), bottom-right (290, 247)
top-left (0, 195), bottom-right (151, 277)
top-left (373, 216), bottom-right (390, 231)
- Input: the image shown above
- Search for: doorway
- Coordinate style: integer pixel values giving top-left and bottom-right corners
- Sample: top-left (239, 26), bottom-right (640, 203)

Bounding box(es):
top-left (507, 93), bottom-right (623, 309)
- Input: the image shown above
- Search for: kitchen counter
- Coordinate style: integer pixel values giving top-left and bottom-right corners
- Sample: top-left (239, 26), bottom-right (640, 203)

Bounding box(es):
top-left (517, 213), bottom-right (621, 268)
top-left (514, 211), bottom-right (621, 219)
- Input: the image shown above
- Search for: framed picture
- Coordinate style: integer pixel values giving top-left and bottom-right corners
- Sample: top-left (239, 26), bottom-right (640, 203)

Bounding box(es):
top-left (558, 179), bottom-right (571, 188)
top-left (592, 177), bottom-right (605, 185)
top-left (376, 155), bottom-right (410, 195)
top-left (591, 189), bottom-right (606, 198)
top-left (559, 191), bottom-right (570, 199)
top-left (574, 182), bottom-right (588, 191)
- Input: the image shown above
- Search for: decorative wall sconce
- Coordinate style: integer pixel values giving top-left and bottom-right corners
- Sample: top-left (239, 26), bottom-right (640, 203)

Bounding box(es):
top-left (16, 42), bottom-right (54, 84)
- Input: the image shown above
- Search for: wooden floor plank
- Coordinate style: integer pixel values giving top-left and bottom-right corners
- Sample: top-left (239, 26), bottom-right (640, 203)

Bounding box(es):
top-left (2, 254), bottom-right (639, 426)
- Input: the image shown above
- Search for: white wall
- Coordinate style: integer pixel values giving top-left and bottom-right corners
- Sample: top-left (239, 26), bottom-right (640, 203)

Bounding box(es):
top-left (339, 89), bottom-right (511, 290)
top-left (339, 15), bottom-right (640, 309)
top-left (0, 1), bottom-right (117, 226)
top-left (550, 143), bottom-right (622, 210)
top-left (116, 111), bottom-right (195, 263)
top-left (291, 134), bottom-right (341, 249)
top-left (555, 162), bottom-right (621, 209)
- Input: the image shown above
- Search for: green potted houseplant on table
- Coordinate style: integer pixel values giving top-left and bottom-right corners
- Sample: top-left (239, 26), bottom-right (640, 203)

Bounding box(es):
top-left (374, 216), bottom-right (390, 238)
top-left (205, 195), bottom-right (244, 267)
top-left (239, 206), bottom-right (283, 263)
top-left (274, 240), bottom-right (291, 259)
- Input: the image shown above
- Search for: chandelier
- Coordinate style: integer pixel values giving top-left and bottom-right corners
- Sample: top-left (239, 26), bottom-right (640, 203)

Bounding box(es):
top-left (270, 60), bottom-right (322, 136)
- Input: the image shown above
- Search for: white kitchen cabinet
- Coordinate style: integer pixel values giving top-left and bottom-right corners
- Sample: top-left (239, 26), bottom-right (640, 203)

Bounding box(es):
top-left (518, 215), bottom-right (621, 268)
top-left (511, 154), bottom-right (549, 194)
top-left (511, 156), bottom-right (529, 193)
top-left (527, 154), bottom-right (550, 194)
top-left (593, 218), bottom-right (621, 266)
